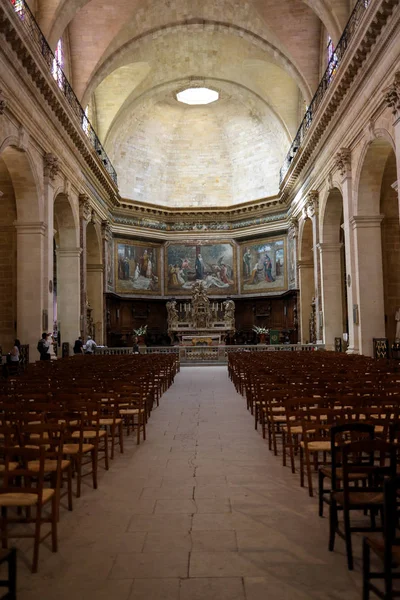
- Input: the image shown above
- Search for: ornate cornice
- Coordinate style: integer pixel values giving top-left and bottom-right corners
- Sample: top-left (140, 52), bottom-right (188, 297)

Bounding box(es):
top-left (43, 153), bottom-right (60, 181)
top-left (335, 148), bottom-right (351, 178)
top-left (0, 89), bottom-right (7, 115)
top-left (383, 71), bottom-right (400, 117)
top-left (0, 1), bottom-right (119, 202)
top-left (279, 0), bottom-right (397, 203)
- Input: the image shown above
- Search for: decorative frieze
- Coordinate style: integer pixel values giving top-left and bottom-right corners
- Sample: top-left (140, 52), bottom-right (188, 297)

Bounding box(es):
top-left (383, 71), bottom-right (400, 117)
top-left (335, 148), bottom-right (351, 178)
top-left (43, 153), bottom-right (60, 181)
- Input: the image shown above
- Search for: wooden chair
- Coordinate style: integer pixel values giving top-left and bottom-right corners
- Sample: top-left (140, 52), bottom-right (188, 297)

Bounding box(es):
top-left (0, 548), bottom-right (16, 600)
top-left (362, 475), bottom-right (400, 599)
top-left (0, 446), bottom-right (58, 573)
top-left (329, 439), bottom-right (397, 570)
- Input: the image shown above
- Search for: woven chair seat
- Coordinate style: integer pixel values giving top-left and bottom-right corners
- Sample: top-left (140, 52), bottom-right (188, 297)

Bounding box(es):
top-left (120, 408), bottom-right (145, 415)
top-left (71, 430), bottom-right (106, 439)
top-left (0, 488), bottom-right (54, 507)
top-left (319, 466), bottom-right (368, 480)
top-left (0, 463), bottom-right (18, 473)
top-left (62, 443), bottom-right (94, 454)
top-left (333, 491), bottom-right (384, 506)
top-left (366, 537), bottom-right (400, 565)
top-left (300, 440), bottom-right (330, 452)
top-left (28, 459), bottom-right (70, 473)
top-left (99, 418), bottom-right (122, 426)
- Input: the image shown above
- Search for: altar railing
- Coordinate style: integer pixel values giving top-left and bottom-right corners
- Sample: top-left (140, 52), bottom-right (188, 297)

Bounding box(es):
top-left (95, 344), bottom-right (324, 363)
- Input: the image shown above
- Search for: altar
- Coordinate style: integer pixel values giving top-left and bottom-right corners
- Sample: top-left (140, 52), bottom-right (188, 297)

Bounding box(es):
top-left (166, 281), bottom-right (235, 346)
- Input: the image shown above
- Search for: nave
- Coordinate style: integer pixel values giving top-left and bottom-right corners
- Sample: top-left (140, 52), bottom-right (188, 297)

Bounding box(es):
top-left (18, 366), bottom-right (360, 600)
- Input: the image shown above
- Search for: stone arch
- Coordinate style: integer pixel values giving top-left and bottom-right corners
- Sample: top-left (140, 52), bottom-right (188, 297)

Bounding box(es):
top-left (320, 187), bottom-right (348, 349)
top-left (298, 217), bottom-right (314, 343)
top-left (86, 220), bottom-right (104, 343)
top-left (53, 192), bottom-right (80, 351)
top-left (0, 143), bottom-right (43, 356)
top-left (352, 136), bottom-right (398, 355)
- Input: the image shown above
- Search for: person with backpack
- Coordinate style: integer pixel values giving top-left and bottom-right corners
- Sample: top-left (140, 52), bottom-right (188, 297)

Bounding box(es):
top-left (84, 335), bottom-right (97, 355)
top-left (37, 332), bottom-right (50, 361)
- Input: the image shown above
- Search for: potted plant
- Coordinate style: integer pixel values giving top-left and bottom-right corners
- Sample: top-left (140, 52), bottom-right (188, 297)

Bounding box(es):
top-left (133, 325), bottom-right (148, 345)
top-left (253, 326), bottom-right (269, 345)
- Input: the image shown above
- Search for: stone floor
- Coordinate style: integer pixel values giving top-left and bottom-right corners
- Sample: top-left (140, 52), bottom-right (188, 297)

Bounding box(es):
top-left (15, 366), bottom-right (365, 599)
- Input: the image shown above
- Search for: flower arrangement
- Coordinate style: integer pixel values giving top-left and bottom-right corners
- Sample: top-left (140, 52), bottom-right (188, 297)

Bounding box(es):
top-left (133, 325), bottom-right (148, 337)
top-left (252, 326), bottom-right (269, 334)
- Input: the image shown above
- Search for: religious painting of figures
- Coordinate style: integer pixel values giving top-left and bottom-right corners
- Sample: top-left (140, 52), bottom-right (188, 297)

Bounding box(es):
top-left (165, 241), bottom-right (237, 295)
top-left (115, 239), bottom-right (161, 294)
top-left (240, 236), bottom-right (287, 294)
top-left (106, 238), bottom-right (114, 291)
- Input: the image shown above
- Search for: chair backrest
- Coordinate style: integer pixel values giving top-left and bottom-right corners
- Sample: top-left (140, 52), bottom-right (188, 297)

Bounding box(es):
top-left (330, 423), bottom-right (375, 491)
top-left (382, 476), bottom-right (400, 561)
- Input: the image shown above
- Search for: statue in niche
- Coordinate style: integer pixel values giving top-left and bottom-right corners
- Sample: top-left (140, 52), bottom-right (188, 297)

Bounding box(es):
top-left (166, 300), bottom-right (179, 331)
top-left (223, 299), bottom-right (235, 330)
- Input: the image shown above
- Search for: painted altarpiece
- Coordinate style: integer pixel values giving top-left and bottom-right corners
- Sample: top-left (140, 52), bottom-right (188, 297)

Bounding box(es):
top-left (240, 236), bottom-right (287, 294)
top-left (115, 239), bottom-right (161, 294)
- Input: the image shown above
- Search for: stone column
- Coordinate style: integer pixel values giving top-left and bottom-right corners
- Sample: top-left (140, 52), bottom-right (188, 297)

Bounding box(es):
top-left (42, 153), bottom-right (60, 341)
top-left (383, 71), bottom-right (400, 215)
top-left (14, 221), bottom-right (46, 358)
top-left (351, 215), bottom-right (385, 357)
top-left (56, 248), bottom-right (81, 352)
top-left (78, 194), bottom-right (91, 340)
top-left (298, 259), bottom-right (314, 344)
top-left (305, 191), bottom-right (323, 343)
top-left (87, 263), bottom-right (104, 344)
top-left (335, 148), bottom-right (359, 354)
top-left (101, 220), bottom-right (112, 346)
top-left (318, 243), bottom-right (344, 350)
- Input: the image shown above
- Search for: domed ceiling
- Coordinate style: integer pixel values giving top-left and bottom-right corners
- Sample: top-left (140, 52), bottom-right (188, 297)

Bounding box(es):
top-left (35, 0), bottom-right (350, 208)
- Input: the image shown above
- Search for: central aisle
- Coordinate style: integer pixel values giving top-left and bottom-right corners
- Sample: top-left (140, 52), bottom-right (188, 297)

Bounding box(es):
top-left (20, 367), bottom-right (360, 600)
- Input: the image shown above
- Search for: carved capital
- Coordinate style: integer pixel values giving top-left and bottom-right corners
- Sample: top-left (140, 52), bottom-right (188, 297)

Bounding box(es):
top-left (383, 72), bottom-right (400, 117)
top-left (335, 148), bottom-right (351, 178)
top-left (101, 219), bottom-right (112, 241)
top-left (44, 153), bottom-right (60, 181)
top-left (79, 194), bottom-right (91, 221)
top-left (0, 90), bottom-right (7, 116)
top-left (288, 216), bottom-right (298, 237)
top-left (305, 190), bottom-right (319, 218)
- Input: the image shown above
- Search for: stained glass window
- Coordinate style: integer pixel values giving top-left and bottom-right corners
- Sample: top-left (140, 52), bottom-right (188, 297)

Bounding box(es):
top-left (82, 105), bottom-right (90, 135)
top-left (327, 36), bottom-right (338, 83)
top-left (11, 0), bottom-right (24, 18)
top-left (52, 39), bottom-right (64, 90)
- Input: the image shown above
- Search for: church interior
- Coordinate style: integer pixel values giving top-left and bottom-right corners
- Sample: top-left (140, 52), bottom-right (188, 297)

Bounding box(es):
top-left (0, 0), bottom-right (400, 597)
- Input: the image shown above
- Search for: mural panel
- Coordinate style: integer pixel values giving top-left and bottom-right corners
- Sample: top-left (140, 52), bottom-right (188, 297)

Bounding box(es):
top-left (240, 236), bottom-right (287, 294)
top-left (165, 241), bottom-right (237, 295)
top-left (115, 239), bottom-right (161, 294)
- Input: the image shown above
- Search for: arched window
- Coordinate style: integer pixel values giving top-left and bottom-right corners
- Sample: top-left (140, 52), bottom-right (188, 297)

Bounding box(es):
top-left (82, 105), bottom-right (90, 136)
top-left (11, 0), bottom-right (24, 18)
top-left (52, 39), bottom-right (64, 90)
top-left (326, 36), bottom-right (337, 83)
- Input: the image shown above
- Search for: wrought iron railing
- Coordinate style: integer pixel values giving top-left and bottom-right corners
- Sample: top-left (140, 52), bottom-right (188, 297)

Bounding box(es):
top-left (279, 0), bottom-right (370, 185)
top-left (7, 0), bottom-right (118, 185)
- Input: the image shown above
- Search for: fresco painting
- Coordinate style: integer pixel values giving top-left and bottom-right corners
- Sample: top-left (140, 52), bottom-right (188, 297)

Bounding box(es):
top-left (240, 237), bottom-right (286, 293)
top-left (115, 240), bottom-right (161, 294)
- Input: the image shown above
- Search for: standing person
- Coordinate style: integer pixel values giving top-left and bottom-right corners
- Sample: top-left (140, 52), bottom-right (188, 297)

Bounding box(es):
top-left (85, 335), bottom-right (97, 354)
top-left (73, 336), bottom-right (84, 354)
top-left (37, 332), bottom-right (50, 361)
top-left (132, 336), bottom-right (140, 354)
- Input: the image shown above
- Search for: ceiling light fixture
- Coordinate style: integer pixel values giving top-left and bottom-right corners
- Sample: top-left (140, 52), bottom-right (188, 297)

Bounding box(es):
top-left (176, 87), bottom-right (219, 105)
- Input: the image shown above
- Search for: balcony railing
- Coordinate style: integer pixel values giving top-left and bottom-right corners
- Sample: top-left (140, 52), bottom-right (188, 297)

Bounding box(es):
top-left (8, 0), bottom-right (118, 185)
top-left (279, 0), bottom-right (370, 185)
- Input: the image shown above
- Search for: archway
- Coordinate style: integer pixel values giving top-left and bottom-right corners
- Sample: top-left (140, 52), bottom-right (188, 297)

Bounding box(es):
top-left (0, 145), bottom-right (42, 357)
top-left (354, 138), bottom-right (398, 356)
top-left (54, 193), bottom-right (80, 352)
top-left (86, 221), bottom-right (103, 344)
top-left (298, 218), bottom-right (315, 343)
top-left (320, 188), bottom-right (348, 349)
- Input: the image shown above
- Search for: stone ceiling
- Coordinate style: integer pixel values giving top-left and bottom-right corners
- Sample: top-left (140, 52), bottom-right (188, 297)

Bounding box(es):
top-left (34, 0), bottom-right (351, 208)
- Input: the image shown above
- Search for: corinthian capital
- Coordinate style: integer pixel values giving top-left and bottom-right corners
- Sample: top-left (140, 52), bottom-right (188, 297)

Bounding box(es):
top-left (44, 153), bottom-right (60, 181)
top-left (288, 216), bottom-right (298, 237)
top-left (79, 194), bottom-right (92, 221)
top-left (305, 190), bottom-right (319, 218)
top-left (335, 148), bottom-right (351, 178)
top-left (101, 219), bottom-right (112, 241)
top-left (383, 72), bottom-right (400, 117)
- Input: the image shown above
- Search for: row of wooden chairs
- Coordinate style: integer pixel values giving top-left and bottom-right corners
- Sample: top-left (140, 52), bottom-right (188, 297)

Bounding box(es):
top-left (0, 353), bottom-right (178, 573)
top-left (229, 351), bottom-right (400, 597)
